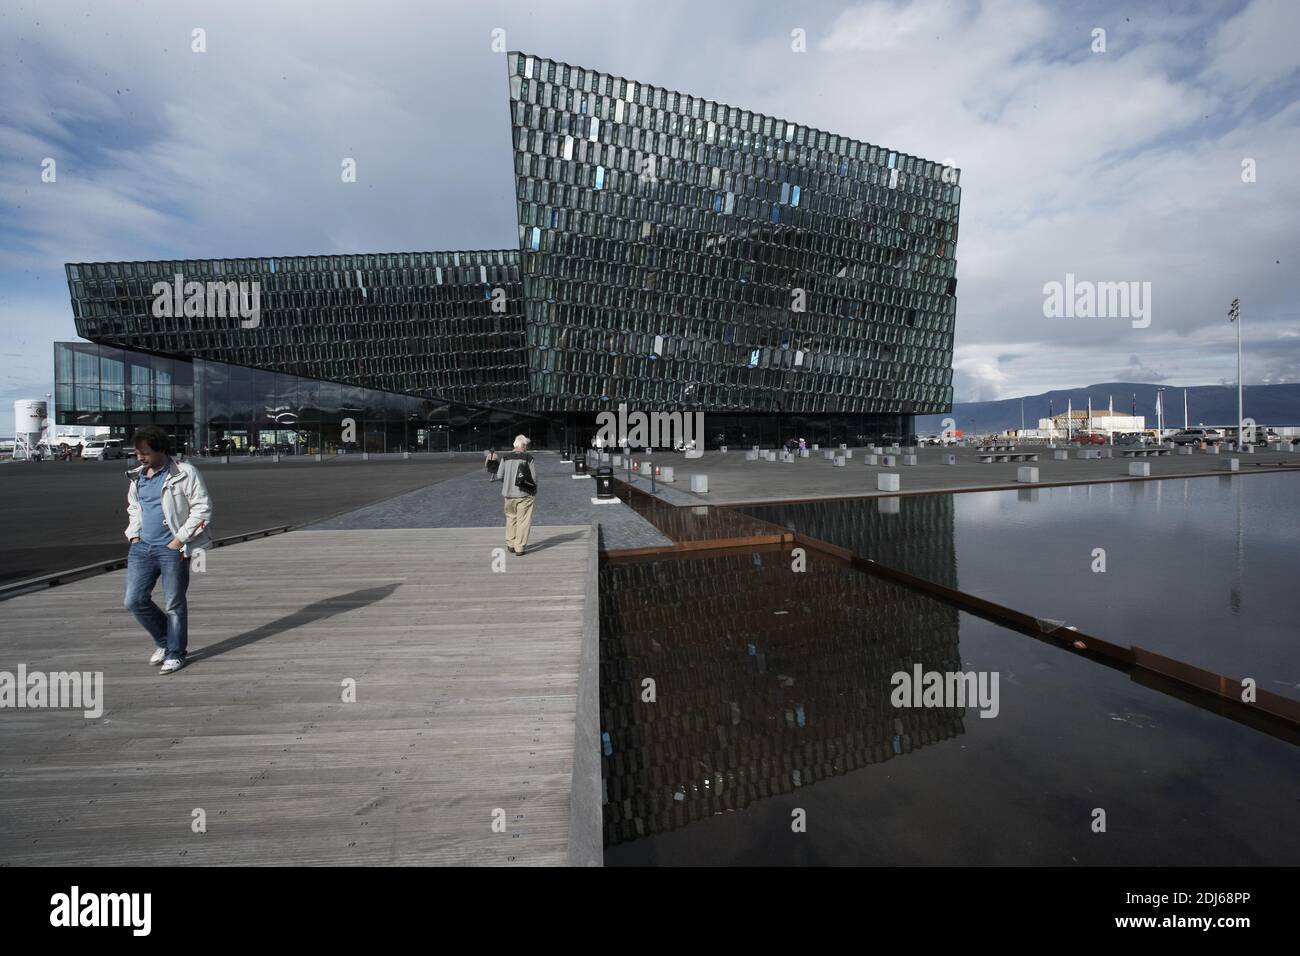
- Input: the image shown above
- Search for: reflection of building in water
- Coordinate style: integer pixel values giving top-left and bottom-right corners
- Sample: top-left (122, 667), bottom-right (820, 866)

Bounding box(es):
top-left (599, 551), bottom-right (964, 847)
top-left (743, 493), bottom-right (958, 589)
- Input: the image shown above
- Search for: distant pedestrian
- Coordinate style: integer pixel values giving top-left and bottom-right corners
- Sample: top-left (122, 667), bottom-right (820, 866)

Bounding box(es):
top-left (123, 425), bottom-right (213, 675)
top-left (497, 435), bottom-right (537, 556)
top-left (485, 448), bottom-right (500, 481)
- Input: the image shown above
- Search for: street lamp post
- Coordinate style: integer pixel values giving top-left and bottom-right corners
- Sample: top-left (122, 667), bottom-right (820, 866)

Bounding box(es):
top-left (1229, 298), bottom-right (1242, 450)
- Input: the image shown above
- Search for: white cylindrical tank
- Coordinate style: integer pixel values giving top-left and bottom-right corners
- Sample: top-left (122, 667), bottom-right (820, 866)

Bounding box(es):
top-left (14, 400), bottom-right (48, 439)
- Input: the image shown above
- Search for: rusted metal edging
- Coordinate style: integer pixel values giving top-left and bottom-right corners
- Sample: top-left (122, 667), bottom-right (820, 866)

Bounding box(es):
top-left (790, 532), bottom-right (1300, 743)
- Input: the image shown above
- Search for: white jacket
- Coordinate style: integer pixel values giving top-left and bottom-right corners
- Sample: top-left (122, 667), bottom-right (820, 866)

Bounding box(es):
top-left (125, 458), bottom-right (214, 555)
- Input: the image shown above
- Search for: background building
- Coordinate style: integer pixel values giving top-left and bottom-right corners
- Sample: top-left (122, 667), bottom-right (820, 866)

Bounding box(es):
top-left (60, 53), bottom-right (959, 451)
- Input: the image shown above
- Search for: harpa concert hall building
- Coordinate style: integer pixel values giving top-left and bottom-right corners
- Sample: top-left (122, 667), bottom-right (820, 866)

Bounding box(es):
top-left (59, 52), bottom-right (960, 454)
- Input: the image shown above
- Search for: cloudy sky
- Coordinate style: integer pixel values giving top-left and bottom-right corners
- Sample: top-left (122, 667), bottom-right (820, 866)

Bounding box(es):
top-left (1, 0), bottom-right (1297, 430)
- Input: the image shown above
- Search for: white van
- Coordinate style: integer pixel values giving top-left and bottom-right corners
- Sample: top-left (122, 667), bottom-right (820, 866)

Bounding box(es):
top-left (82, 438), bottom-right (126, 460)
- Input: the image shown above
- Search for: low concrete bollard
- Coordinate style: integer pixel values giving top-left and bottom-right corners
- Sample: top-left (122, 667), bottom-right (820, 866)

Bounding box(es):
top-left (661, 466), bottom-right (675, 482)
top-left (871, 446), bottom-right (883, 456)
top-left (752, 445), bottom-right (761, 452)
top-left (720, 445), bottom-right (728, 453)
top-left (1053, 450), bottom-right (1069, 461)
top-left (812, 444), bottom-right (820, 451)
top-left (613, 455), bottom-right (623, 468)
top-left (865, 454), bottom-right (878, 465)
top-left (1206, 445), bottom-right (1220, 454)
top-left (943, 453), bottom-right (957, 465)
top-left (902, 454), bottom-right (917, 465)
top-left (877, 472), bottom-right (900, 492)
top-left (824, 450), bottom-right (835, 460)
top-left (1098, 447), bottom-right (1112, 458)
top-left (882, 454), bottom-right (897, 467)
top-left (1017, 466), bottom-right (1039, 483)
top-left (221, 455), bottom-right (230, 464)
top-left (314, 453), bottom-right (322, 462)
top-left (362, 452), bottom-right (370, 461)
top-left (1128, 461), bottom-right (1150, 477)
top-left (799, 449), bottom-right (809, 458)
top-left (1242, 445), bottom-right (1255, 454)
top-left (844, 449), bottom-right (853, 459)
top-left (1177, 446), bottom-right (1193, 455)
top-left (745, 450), bottom-right (759, 461)
top-left (834, 456), bottom-right (846, 467)
top-left (639, 461), bottom-right (653, 476)
top-left (1075, 449), bottom-right (1092, 460)
top-left (690, 474), bottom-right (709, 493)
top-left (1224, 458), bottom-right (1240, 472)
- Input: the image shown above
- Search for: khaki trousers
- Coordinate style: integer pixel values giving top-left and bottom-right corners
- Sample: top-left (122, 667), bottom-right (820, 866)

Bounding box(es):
top-left (504, 495), bottom-right (536, 553)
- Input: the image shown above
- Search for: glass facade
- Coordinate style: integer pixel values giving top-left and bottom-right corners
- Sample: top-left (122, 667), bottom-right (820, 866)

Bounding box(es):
top-left (61, 53), bottom-right (959, 448)
top-left (66, 250), bottom-right (527, 409)
top-left (54, 342), bottom-right (548, 453)
top-left (509, 51), bottom-right (959, 416)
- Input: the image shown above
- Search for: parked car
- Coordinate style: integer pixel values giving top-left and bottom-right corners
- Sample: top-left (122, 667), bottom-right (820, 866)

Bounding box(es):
top-left (81, 438), bottom-right (125, 460)
top-left (1168, 428), bottom-right (1222, 446)
top-left (1073, 433), bottom-right (1107, 445)
top-left (1246, 428), bottom-right (1282, 446)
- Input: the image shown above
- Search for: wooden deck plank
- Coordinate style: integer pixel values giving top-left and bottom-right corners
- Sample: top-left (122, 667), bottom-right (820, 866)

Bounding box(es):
top-left (0, 527), bottom-right (592, 866)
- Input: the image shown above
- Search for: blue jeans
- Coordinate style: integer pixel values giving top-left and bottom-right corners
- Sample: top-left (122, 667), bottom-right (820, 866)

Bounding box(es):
top-left (124, 542), bottom-right (190, 661)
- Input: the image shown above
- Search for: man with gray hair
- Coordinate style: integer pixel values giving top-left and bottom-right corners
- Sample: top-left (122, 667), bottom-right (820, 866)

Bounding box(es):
top-left (497, 434), bottom-right (538, 556)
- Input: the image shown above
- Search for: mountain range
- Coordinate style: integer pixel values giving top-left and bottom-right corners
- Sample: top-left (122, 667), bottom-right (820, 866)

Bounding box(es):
top-left (916, 382), bottom-right (1300, 435)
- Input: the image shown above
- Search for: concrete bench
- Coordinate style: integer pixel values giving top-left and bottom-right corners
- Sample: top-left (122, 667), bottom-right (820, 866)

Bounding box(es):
top-left (881, 454), bottom-right (897, 467)
top-left (1128, 461), bottom-right (1150, 477)
top-left (1017, 466), bottom-right (1039, 483)
top-left (877, 472), bottom-right (900, 492)
top-left (690, 474), bottom-right (709, 492)
top-left (1053, 450), bottom-right (1069, 461)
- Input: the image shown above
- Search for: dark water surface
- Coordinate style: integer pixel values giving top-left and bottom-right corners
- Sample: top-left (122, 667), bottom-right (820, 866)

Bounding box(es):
top-left (746, 473), bottom-right (1300, 688)
top-left (601, 475), bottom-right (1299, 865)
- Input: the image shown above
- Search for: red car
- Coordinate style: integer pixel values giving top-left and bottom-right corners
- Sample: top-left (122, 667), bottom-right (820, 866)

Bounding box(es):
top-left (1074, 433), bottom-right (1107, 444)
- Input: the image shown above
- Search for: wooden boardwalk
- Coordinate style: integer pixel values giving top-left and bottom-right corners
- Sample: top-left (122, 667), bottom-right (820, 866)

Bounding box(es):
top-left (0, 527), bottom-right (597, 866)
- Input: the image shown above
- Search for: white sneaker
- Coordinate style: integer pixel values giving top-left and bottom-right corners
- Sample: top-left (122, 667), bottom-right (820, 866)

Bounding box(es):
top-left (160, 658), bottom-right (185, 674)
top-left (149, 648), bottom-right (167, 665)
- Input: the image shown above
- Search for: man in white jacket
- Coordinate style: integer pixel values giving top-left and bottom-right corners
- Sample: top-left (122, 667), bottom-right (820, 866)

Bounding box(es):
top-left (123, 425), bottom-right (213, 674)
